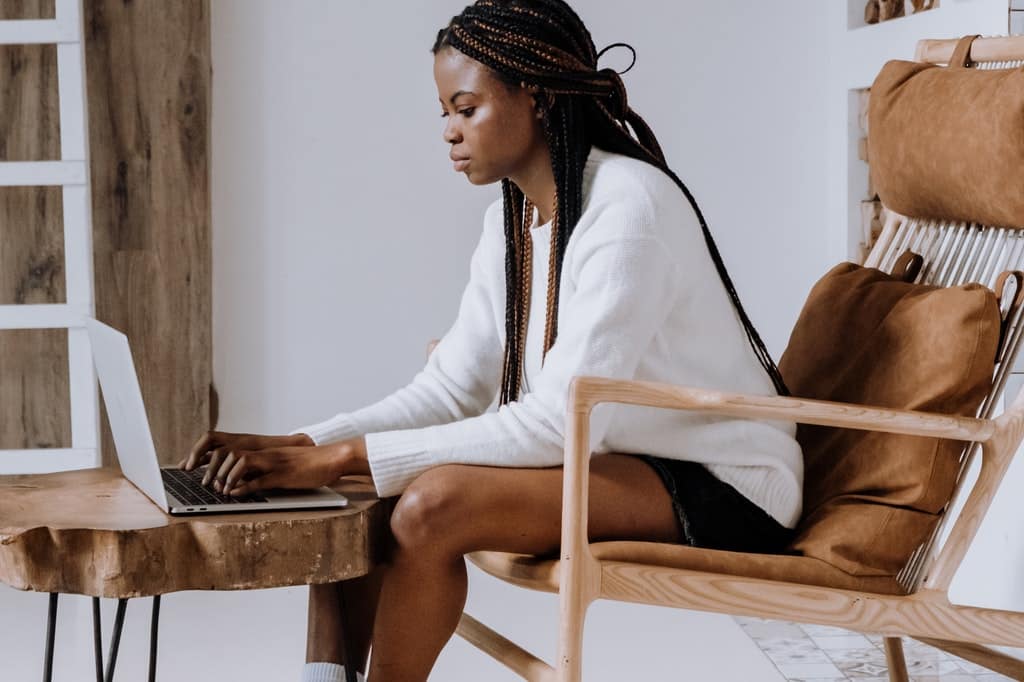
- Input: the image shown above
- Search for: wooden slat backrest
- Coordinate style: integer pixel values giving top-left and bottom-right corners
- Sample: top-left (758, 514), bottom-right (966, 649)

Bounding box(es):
top-left (865, 36), bottom-right (1024, 592)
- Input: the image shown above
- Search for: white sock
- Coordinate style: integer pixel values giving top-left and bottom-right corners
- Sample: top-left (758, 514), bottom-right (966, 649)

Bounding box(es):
top-left (301, 662), bottom-right (366, 682)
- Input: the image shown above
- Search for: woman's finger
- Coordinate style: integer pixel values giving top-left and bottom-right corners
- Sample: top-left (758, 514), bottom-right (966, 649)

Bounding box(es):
top-left (184, 431), bottom-right (226, 471)
top-left (211, 451), bottom-right (238, 488)
top-left (202, 448), bottom-right (230, 486)
top-left (228, 470), bottom-right (283, 497)
top-left (223, 452), bottom-right (267, 494)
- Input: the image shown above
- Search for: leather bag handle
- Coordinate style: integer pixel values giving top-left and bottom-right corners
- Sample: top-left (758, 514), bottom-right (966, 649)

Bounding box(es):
top-left (994, 270), bottom-right (1024, 351)
top-left (950, 34), bottom-right (982, 68)
top-left (891, 249), bottom-right (924, 283)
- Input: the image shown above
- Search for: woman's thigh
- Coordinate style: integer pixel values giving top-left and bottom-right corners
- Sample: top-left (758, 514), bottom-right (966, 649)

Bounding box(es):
top-left (387, 453), bottom-right (681, 558)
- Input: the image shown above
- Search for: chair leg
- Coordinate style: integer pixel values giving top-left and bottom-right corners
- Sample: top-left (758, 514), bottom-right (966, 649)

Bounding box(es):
top-left (555, 601), bottom-right (588, 682)
top-left (43, 593), bottom-right (58, 682)
top-left (884, 637), bottom-right (910, 682)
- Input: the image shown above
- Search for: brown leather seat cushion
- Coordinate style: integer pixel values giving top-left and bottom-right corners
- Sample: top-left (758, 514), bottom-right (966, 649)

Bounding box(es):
top-left (778, 260), bottom-right (1001, 577)
top-left (471, 542), bottom-right (904, 595)
top-left (589, 541), bottom-right (905, 594)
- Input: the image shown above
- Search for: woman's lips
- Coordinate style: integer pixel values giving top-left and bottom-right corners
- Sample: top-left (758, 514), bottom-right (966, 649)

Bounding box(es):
top-left (453, 158), bottom-right (470, 171)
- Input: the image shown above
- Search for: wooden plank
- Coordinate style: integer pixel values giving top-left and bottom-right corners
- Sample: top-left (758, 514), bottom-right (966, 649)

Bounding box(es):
top-left (84, 0), bottom-right (212, 466)
top-left (0, 330), bottom-right (70, 450)
top-left (0, 3), bottom-right (69, 454)
top-left (0, 1), bottom-right (54, 20)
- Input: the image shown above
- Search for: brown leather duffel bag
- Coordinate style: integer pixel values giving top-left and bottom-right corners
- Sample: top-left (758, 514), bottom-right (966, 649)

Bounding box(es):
top-left (868, 34), bottom-right (1024, 229)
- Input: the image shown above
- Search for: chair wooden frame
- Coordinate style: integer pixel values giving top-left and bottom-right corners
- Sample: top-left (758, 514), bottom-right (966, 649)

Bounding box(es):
top-left (449, 35), bottom-right (1024, 682)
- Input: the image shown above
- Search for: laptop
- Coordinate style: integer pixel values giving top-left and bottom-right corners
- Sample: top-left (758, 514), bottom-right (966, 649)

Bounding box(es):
top-left (85, 319), bottom-right (349, 515)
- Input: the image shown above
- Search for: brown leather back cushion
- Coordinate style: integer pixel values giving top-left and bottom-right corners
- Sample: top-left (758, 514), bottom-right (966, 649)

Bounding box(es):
top-left (778, 261), bottom-right (1000, 577)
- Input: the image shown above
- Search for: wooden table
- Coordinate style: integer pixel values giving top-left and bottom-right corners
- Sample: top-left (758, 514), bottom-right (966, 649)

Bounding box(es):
top-left (0, 467), bottom-right (394, 681)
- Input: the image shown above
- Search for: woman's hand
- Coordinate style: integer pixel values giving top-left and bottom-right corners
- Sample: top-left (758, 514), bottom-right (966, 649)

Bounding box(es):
top-left (206, 436), bottom-right (370, 497)
top-left (180, 430), bottom-right (315, 486)
top-left (218, 437), bottom-right (370, 497)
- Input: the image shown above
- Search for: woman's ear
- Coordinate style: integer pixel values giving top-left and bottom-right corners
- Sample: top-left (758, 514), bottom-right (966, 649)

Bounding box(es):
top-left (527, 86), bottom-right (554, 120)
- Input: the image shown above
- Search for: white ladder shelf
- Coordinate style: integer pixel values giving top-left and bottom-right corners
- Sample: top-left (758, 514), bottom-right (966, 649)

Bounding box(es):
top-left (0, 0), bottom-right (98, 474)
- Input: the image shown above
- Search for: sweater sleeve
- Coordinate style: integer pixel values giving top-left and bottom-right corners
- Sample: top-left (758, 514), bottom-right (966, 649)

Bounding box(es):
top-left (363, 221), bottom-right (683, 498)
top-left (288, 200), bottom-right (504, 445)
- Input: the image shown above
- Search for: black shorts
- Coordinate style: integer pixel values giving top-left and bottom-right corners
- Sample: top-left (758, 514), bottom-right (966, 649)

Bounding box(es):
top-left (633, 454), bottom-right (796, 554)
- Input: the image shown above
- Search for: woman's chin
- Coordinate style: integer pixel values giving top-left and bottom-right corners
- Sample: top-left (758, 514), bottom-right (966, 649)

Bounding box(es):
top-left (464, 169), bottom-right (499, 186)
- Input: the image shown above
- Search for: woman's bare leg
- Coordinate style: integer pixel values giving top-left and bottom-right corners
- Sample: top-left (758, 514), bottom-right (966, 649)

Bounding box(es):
top-left (306, 566), bottom-right (386, 674)
top-left (365, 453), bottom-right (681, 681)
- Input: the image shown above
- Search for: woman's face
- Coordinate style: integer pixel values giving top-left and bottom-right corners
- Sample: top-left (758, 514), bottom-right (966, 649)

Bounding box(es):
top-left (433, 47), bottom-right (546, 185)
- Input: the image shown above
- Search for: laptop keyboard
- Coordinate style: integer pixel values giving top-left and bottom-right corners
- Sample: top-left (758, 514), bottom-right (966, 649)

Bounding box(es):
top-left (161, 467), bottom-right (268, 506)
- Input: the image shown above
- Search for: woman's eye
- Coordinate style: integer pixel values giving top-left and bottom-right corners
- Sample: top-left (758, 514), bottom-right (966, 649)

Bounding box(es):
top-left (439, 107), bottom-right (475, 118)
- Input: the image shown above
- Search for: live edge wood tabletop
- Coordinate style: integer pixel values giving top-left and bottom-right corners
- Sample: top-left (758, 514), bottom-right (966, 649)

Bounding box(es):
top-left (0, 467), bottom-right (395, 599)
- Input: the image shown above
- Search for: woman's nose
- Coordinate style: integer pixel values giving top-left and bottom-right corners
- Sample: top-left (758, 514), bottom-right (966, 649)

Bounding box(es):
top-left (442, 118), bottom-right (461, 144)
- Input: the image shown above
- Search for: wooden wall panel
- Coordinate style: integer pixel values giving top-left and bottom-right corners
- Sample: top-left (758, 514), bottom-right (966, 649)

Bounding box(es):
top-left (84, 0), bottom-right (212, 466)
top-left (0, 0), bottom-right (54, 20)
top-left (0, 0), bottom-right (212, 465)
top-left (0, 0), bottom-right (69, 450)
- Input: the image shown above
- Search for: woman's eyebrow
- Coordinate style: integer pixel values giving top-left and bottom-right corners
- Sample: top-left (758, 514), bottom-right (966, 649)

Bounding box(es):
top-left (446, 90), bottom-right (477, 104)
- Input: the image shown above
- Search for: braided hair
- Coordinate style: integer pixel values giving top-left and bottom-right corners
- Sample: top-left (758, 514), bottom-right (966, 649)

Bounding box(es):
top-left (432, 0), bottom-right (791, 406)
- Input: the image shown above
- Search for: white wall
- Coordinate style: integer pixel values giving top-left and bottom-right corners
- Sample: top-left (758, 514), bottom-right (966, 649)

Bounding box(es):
top-left (210, 0), bottom-right (835, 439)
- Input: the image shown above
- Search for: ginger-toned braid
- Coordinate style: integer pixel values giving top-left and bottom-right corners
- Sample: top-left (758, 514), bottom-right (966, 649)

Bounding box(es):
top-left (433, 0), bottom-right (791, 406)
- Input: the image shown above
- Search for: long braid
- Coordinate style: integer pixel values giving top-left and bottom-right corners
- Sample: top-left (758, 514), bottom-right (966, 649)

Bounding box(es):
top-left (434, 0), bottom-right (791, 405)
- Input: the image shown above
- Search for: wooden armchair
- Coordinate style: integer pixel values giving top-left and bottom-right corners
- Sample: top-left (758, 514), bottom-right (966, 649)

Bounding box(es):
top-left (432, 35), bottom-right (1024, 682)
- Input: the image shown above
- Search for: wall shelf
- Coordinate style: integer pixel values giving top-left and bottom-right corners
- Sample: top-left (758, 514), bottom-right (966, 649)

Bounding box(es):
top-left (848, 0), bottom-right (942, 32)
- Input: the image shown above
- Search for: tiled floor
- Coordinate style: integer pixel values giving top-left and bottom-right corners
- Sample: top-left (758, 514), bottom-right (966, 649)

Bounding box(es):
top-left (734, 616), bottom-right (1015, 681)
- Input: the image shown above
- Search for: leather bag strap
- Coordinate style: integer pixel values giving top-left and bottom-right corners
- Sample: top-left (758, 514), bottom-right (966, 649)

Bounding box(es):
top-left (892, 249), bottom-right (924, 283)
top-left (950, 34), bottom-right (981, 68)
top-left (994, 270), bottom-right (1024, 351)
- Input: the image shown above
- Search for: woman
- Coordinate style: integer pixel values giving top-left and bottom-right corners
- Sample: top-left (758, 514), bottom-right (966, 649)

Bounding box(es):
top-left (181, 1), bottom-right (803, 680)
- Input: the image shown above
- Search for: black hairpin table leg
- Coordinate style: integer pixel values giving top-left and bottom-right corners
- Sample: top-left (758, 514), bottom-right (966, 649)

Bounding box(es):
top-left (43, 593), bottom-right (58, 682)
top-left (103, 598), bottom-right (128, 682)
top-left (337, 587), bottom-right (358, 682)
top-left (92, 597), bottom-right (103, 682)
top-left (148, 596), bottom-right (160, 682)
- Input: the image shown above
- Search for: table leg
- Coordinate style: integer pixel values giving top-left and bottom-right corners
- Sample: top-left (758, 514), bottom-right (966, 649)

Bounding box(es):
top-left (93, 598), bottom-right (104, 682)
top-left (43, 593), bottom-right (58, 682)
top-left (104, 598), bottom-right (128, 682)
top-left (336, 588), bottom-right (358, 682)
top-left (148, 596), bottom-right (160, 682)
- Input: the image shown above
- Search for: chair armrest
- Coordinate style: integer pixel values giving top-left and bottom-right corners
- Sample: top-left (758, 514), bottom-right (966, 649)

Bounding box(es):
top-left (555, 374), bottom-right (997, 595)
top-left (567, 375), bottom-right (994, 443)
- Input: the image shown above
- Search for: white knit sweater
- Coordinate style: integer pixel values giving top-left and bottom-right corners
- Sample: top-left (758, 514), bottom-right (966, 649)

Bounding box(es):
top-left (291, 146), bottom-right (803, 529)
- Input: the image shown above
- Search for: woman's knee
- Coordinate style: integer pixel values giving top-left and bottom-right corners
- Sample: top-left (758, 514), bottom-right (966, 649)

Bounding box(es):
top-left (389, 465), bottom-right (470, 553)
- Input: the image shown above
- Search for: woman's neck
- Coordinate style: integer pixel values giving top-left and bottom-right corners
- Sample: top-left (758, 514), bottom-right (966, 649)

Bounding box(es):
top-left (510, 145), bottom-right (556, 226)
